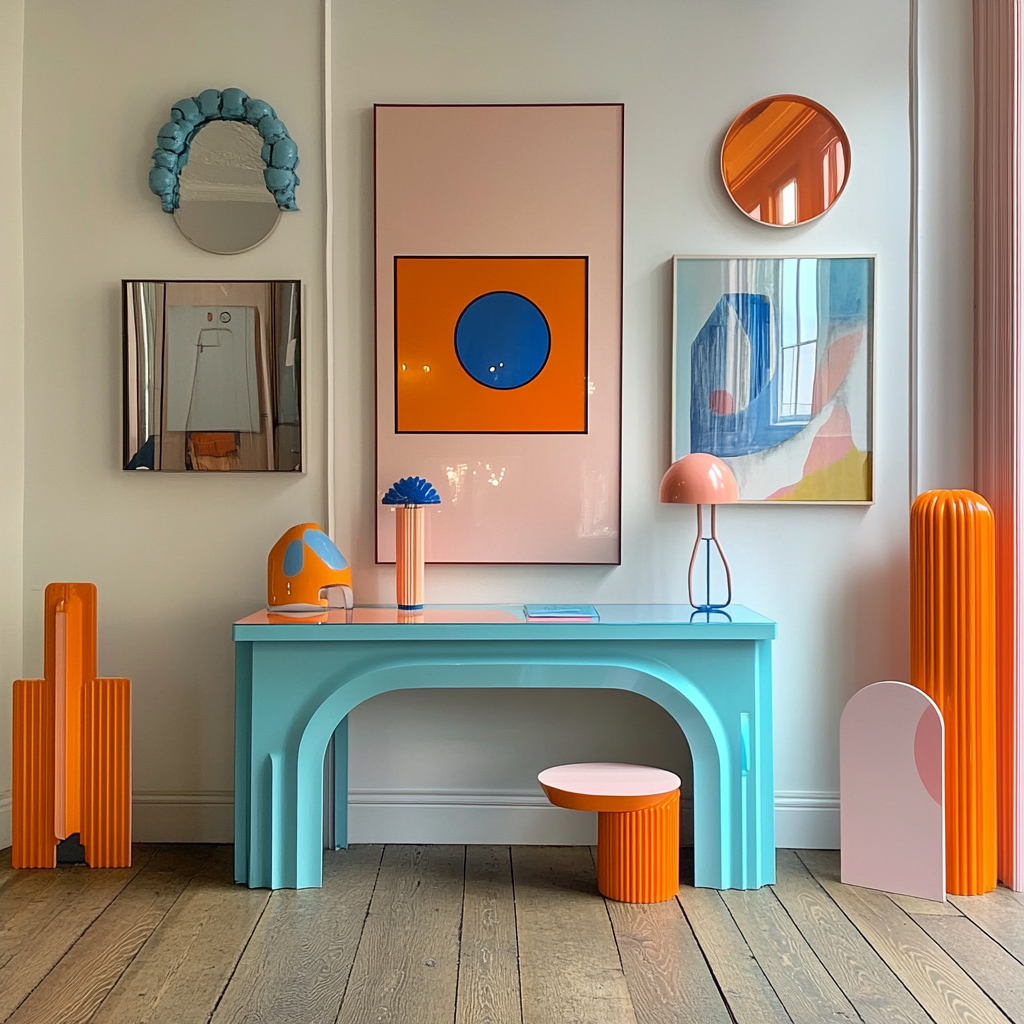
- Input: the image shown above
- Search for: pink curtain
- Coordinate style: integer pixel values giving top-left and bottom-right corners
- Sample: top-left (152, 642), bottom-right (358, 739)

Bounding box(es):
top-left (974, 0), bottom-right (1024, 889)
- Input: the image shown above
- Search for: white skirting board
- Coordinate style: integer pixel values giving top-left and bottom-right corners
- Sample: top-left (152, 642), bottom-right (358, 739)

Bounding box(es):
top-left (774, 791), bottom-right (840, 849)
top-left (0, 789), bottom-right (840, 849)
top-left (132, 790), bottom-right (235, 843)
top-left (348, 789), bottom-right (839, 848)
top-left (0, 790), bottom-right (11, 850)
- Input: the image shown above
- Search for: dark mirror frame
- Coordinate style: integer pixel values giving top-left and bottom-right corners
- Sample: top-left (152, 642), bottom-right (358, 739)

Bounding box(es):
top-left (122, 279), bottom-right (302, 472)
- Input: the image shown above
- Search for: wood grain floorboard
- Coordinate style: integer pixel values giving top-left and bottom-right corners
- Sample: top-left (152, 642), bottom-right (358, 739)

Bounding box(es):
top-left (0, 845), bottom-right (156, 950)
top-left (513, 845), bottom-right (637, 1024)
top-left (949, 887), bottom-right (1024, 964)
top-left (0, 865), bottom-right (66, 929)
top-left (887, 892), bottom-right (961, 917)
top-left (10, 843), bottom-right (1024, 1024)
top-left (336, 844), bottom-right (465, 1024)
top-left (799, 849), bottom-right (1010, 1024)
top-left (0, 847), bottom-right (13, 892)
top-left (771, 850), bottom-right (932, 1024)
top-left (0, 849), bottom-right (153, 1021)
top-left (455, 845), bottom-right (521, 1024)
top-left (913, 913), bottom-right (1024, 1024)
top-left (210, 845), bottom-right (383, 1024)
top-left (607, 894), bottom-right (732, 1024)
top-left (88, 845), bottom-right (270, 1024)
top-left (6, 845), bottom-right (213, 1024)
top-left (721, 883), bottom-right (860, 1023)
top-left (677, 884), bottom-right (791, 1023)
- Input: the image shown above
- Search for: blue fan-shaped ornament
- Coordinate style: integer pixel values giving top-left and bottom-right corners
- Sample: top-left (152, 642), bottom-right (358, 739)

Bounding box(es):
top-left (381, 476), bottom-right (441, 506)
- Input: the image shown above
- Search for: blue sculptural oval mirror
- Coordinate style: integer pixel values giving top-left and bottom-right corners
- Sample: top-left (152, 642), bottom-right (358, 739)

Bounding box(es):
top-left (149, 88), bottom-right (300, 255)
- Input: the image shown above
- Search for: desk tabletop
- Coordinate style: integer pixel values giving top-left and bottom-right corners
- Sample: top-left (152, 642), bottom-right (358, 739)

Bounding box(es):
top-left (233, 604), bottom-right (776, 641)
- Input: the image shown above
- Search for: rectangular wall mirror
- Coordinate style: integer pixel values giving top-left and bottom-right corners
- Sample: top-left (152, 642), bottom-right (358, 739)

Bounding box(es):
top-left (123, 280), bottom-right (301, 471)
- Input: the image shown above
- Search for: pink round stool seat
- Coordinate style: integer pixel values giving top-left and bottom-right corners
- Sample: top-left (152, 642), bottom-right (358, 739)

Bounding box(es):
top-left (538, 762), bottom-right (682, 903)
top-left (538, 762), bottom-right (681, 813)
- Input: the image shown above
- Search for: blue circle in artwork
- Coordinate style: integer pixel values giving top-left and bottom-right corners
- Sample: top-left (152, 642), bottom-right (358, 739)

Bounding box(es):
top-left (454, 291), bottom-right (551, 390)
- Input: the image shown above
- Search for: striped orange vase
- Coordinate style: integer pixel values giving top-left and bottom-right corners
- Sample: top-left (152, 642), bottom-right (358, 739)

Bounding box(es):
top-left (395, 505), bottom-right (425, 611)
top-left (11, 584), bottom-right (132, 870)
top-left (46, 583), bottom-right (97, 848)
top-left (597, 790), bottom-right (680, 903)
top-left (910, 490), bottom-right (997, 895)
top-left (12, 679), bottom-right (57, 868)
top-left (81, 678), bottom-right (132, 868)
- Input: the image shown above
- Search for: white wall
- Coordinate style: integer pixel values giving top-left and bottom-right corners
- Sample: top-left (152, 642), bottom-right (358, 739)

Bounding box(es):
top-left (331, 0), bottom-right (925, 847)
top-left (0, 0), bottom-right (25, 849)
top-left (332, 0), bottom-right (965, 848)
top-left (19, 0), bottom-right (326, 841)
top-left (915, 0), bottom-right (975, 493)
top-left (4, 0), bottom-right (973, 850)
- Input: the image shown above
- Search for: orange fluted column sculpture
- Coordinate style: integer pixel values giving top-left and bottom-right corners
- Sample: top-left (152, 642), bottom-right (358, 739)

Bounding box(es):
top-left (911, 490), bottom-right (997, 895)
top-left (12, 679), bottom-right (57, 868)
top-left (11, 583), bottom-right (131, 869)
top-left (81, 678), bottom-right (132, 867)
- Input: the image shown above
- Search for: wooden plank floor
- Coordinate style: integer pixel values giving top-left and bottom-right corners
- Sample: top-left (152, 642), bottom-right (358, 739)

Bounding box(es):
top-left (3, 844), bottom-right (1024, 1023)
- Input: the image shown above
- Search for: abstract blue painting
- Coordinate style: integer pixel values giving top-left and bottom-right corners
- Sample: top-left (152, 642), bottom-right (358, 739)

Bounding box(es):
top-left (673, 256), bottom-right (874, 502)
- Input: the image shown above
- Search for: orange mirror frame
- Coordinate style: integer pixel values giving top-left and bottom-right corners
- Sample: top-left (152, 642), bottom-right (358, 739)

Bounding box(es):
top-left (721, 94), bottom-right (850, 227)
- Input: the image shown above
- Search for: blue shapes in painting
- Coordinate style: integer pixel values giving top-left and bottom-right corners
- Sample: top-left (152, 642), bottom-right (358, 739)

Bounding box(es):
top-left (690, 293), bottom-right (804, 458)
top-left (827, 257), bottom-right (872, 323)
top-left (454, 291), bottom-right (551, 390)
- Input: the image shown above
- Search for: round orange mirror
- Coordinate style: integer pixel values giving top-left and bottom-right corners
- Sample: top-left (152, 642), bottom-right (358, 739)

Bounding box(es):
top-left (721, 95), bottom-right (850, 227)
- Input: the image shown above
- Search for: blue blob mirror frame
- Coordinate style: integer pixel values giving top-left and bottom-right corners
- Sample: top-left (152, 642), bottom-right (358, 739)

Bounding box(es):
top-left (149, 88), bottom-right (300, 214)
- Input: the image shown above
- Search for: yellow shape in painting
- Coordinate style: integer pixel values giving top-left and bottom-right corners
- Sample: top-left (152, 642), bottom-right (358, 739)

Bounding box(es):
top-left (773, 448), bottom-right (871, 502)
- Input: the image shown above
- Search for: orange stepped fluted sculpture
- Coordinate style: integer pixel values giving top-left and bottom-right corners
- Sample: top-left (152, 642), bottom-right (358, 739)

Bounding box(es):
top-left (910, 491), bottom-right (997, 895)
top-left (12, 583), bottom-right (131, 869)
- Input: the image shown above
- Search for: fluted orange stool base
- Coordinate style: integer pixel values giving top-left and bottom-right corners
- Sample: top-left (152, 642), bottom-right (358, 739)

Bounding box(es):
top-left (539, 762), bottom-right (682, 904)
top-left (597, 791), bottom-right (680, 903)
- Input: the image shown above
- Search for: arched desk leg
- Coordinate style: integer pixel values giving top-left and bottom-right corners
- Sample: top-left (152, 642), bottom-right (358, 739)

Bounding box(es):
top-left (331, 718), bottom-right (348, 849)
top-left (234, 641), bottom-right (253, 885)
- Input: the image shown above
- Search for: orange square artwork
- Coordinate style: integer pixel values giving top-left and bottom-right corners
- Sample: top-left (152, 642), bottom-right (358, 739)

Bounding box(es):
top-left (394, 256), bottom-right (588, 433)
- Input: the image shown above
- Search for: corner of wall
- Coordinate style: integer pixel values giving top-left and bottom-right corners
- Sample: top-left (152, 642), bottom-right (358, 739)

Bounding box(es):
top-left (0, 0), bottom-right (26, 851)
top-left (913, 0), bottom-right (975, 492)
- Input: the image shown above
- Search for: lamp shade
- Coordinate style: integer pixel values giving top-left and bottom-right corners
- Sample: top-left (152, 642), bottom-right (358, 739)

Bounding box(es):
top-left (659, 453), bottom-right (739, 505)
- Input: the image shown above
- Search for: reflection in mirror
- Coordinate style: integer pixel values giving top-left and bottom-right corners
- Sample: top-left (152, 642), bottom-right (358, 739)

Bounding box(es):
top-left (123, 280), bottom-right (301, 471)
top-left (173, 122), bottom-right (280, 254)
top-left (721, 95), bottom-right (850, 227)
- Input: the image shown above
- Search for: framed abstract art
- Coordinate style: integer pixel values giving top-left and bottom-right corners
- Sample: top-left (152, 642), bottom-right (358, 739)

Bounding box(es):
top-left (375, 104), bottom-right (624, 563)
top-left (672, 256), bottom-right (875, 503)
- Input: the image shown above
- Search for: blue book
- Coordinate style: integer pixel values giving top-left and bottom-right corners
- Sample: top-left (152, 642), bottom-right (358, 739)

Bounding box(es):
top-left (524, 604), bottom-right (599, 621)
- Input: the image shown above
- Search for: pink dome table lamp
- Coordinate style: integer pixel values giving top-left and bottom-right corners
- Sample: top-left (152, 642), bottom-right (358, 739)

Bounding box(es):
top-left (659, 453), bottom-right (739, 612)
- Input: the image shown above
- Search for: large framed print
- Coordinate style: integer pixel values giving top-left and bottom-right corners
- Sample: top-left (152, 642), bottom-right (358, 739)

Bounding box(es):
top-left (375, 104), bottom-right (623, 563)
top-left (672, 255), bottom-right (875, 503)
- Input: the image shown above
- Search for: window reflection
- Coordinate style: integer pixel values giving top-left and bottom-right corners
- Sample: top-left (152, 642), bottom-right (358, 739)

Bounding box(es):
top-left (722, 95), bottom-right (850, 227)
top-left (778, 258), bottom-right (819, 421)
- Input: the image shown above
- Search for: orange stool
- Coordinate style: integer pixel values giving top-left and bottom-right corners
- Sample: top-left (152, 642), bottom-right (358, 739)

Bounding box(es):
top-left (539, 762), bottom-right (681, 903)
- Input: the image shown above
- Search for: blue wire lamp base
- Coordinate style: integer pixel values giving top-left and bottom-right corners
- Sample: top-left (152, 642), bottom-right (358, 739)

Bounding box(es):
top-left (688, 505), bottom-right (733, 612)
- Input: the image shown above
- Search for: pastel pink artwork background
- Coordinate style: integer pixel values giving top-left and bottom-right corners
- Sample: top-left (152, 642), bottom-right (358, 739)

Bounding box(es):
top-left (374, 104), bottom-right (623, 564)
top-left (840, 680), bottom-right (945, 901)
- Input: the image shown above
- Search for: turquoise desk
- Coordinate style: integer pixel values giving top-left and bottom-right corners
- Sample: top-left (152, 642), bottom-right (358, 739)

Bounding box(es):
top-left (233, 604), bottom-right (776, 891)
